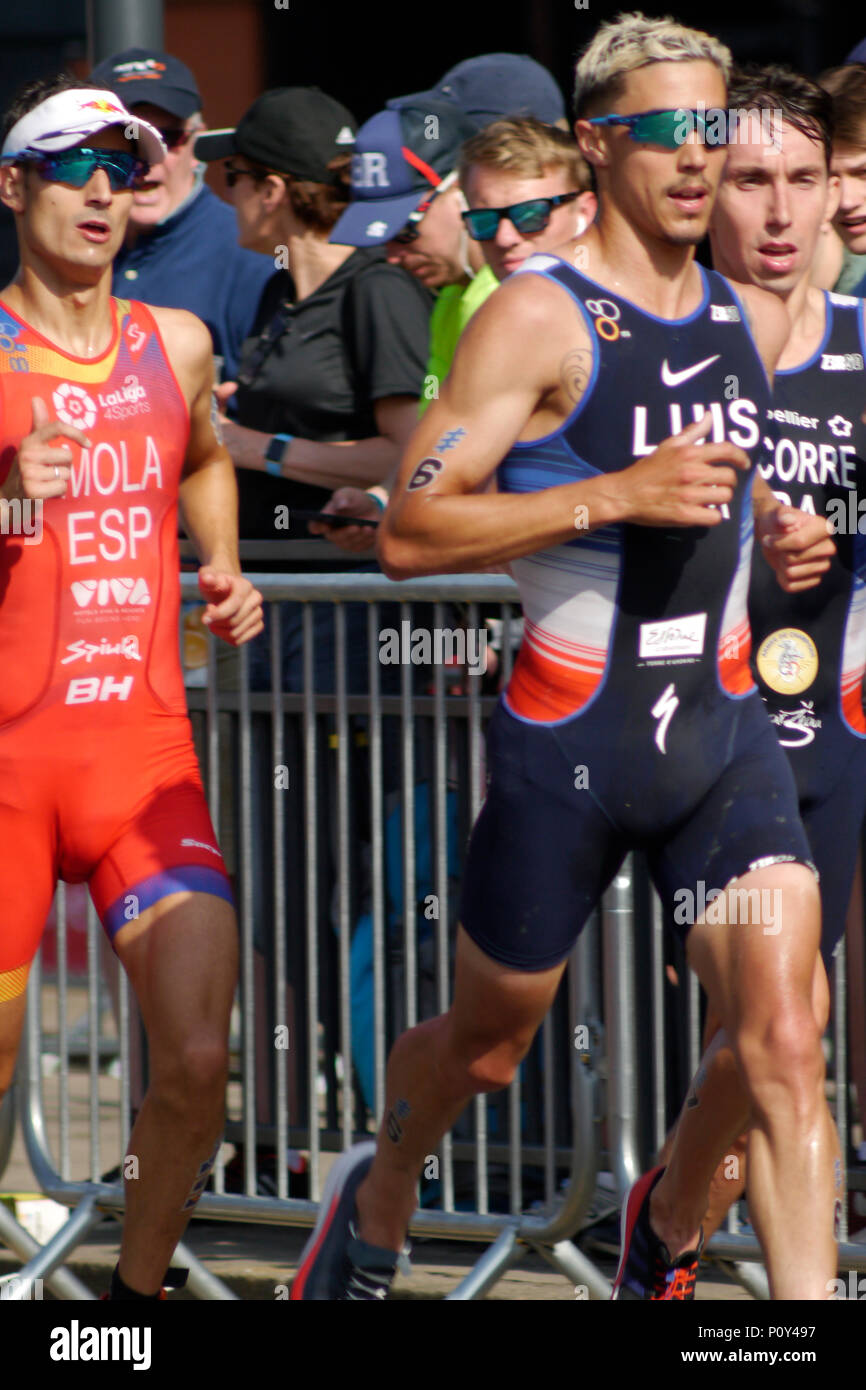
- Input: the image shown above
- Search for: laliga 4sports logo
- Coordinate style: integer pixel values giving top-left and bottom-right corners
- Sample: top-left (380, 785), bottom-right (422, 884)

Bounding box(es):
top-left (52, 382), bottom-right (97, 431)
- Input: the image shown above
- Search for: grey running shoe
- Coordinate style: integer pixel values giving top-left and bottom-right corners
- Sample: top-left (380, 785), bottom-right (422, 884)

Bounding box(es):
top-left (291, 1142), bottom-right (409, 1300)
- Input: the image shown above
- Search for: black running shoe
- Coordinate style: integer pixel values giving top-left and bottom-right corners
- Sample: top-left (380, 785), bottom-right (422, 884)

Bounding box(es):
top-left (612, 1166), bottom-right (703, 1300)
top-left (291, 1142), bottom-right (409, 1300)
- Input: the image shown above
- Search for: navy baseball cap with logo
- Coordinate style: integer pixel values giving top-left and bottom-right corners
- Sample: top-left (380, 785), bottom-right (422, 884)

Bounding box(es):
top-left (390, 54), bottom-right (566, 133)
top-left (90, 47), bottom-right (201, 118)
top-left (330, 98), bottom-right (476, 246)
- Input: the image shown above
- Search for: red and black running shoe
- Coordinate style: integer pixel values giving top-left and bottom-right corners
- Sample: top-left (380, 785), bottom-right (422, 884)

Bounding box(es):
top-left (612, 1166), bottom-right (703, 1300)
top-left (291, 1142), bottom-right (409, 1301)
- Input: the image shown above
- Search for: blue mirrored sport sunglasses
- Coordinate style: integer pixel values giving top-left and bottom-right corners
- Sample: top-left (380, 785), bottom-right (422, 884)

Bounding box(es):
top-left (588, 108), bottom-right (728, 150)
top-left (1, 146), bottom-right (148, 191)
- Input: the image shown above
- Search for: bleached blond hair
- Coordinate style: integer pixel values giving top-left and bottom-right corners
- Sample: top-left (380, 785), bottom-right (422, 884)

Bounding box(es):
top-left (574, 12), bottom-right (732, 117)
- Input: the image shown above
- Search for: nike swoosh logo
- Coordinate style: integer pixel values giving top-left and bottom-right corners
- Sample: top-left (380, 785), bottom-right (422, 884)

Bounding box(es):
top-left (660, 354), bottom-right (720, 387)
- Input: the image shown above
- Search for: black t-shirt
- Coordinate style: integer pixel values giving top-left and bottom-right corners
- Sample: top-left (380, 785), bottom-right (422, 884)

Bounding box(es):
top-left (234, 247), bottom-right (432, 543)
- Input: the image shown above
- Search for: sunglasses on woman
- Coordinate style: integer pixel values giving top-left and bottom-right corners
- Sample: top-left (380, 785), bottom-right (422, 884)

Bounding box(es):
top-left (2, 146), bottom-right (149, 191)
top-left (223, 161), bottom-right (269, 189)
top-left (461, 191), bottom-right (581, 242)
top-left (587, 108), bottom-right (728, 150)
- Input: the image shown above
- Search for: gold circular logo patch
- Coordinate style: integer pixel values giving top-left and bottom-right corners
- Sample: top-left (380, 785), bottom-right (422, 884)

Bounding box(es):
top-left (756, 628), bottom-right (819, 695)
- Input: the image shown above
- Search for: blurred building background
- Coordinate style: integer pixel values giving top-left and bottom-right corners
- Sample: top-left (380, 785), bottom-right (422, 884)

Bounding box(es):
top-left (0, 0), bottom-right (860, 282)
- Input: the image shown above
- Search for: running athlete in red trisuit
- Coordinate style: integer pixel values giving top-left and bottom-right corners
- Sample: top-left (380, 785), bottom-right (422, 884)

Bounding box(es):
top-left (0, 77), bottom-right (263, 1300)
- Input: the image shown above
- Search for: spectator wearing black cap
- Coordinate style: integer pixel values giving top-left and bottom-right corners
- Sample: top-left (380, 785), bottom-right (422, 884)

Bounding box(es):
top-left (195, 87), bottom-right (432, 677)
top-left (195, 88), bottom-right (430, 571)
top-left (90, 47), bottom-right (272, 382)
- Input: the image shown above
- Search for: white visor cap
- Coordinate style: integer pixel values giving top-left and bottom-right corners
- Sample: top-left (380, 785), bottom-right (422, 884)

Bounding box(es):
top-left (1, 89), bottom-right (166, 168)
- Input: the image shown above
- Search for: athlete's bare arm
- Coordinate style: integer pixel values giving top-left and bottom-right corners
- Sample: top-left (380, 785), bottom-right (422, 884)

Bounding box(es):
top-left (152, 306), bottom-right (263, 645)
top-left (734, 282), bottom-right (836, 592)
top-left (379, 273), bottom-right (753, 579)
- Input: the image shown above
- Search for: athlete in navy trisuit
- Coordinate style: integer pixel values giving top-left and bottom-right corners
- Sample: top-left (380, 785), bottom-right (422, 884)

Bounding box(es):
top-left (633, 64), bottom-right (859, 1296)
top-left (290, 14), bottom-right (839, 1301)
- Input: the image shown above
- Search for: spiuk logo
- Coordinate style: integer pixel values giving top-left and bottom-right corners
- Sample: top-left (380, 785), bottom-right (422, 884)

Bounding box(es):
top-left (53, 382), bottom-right (96, 430)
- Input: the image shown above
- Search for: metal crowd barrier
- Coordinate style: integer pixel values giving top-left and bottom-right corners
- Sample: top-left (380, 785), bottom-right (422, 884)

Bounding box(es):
top-left (2, 570), bottom-right (865, 1300)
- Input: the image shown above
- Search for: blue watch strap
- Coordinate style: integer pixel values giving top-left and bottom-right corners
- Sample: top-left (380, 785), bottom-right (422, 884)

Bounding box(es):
top-left (265, 433), bottom-right (293, 475)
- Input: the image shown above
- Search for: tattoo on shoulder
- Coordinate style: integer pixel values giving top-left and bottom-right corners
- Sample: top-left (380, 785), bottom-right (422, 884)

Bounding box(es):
top-left (210, 391), bottom-right (224, 445)
top-left (559, 349), bottom-right (593, 405)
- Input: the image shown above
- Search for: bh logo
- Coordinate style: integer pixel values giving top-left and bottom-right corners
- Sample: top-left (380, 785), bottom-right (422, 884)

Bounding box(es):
top-left (53, 382), bottom-right (97, 430)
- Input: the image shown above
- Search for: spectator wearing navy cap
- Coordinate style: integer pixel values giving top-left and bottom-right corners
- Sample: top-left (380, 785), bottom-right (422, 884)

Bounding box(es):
top-left (331, 98), bottom-right (481, 283)
top-left (90, 47), bottom-right (272, 383)
top-left (314, 98), bottom-right (483, 546)
top-left (392, 51), bottom-right (568, 132)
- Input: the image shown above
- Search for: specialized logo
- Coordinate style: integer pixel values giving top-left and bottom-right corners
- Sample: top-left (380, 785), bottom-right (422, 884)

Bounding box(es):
top-left (710, 304), bottom-right (741, 322)
top-left (365, 220), bottom-right (388, 238)
top-left (639, 613), bottom-right (706, 660)
top-left (125, 322), bottom-right (148, 355)
top-left (756, 628), bottom-right (818, 695)
top-left (181, 838), bottom-right (222, 857)
top-left (584, 298), bottom-right (630, 342)
top-left (71, 577), bottom-right (151, 609)
top-left (60, 636), bottom-right (142, 665)
top-left (768, 700), bottom-right (822, 748)
top-left (651, 682), bottom-right (679, 754)
top-left (53, 383), bottom-right (97, 430)
top-left (660, 354), bottom-right (720, 387)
